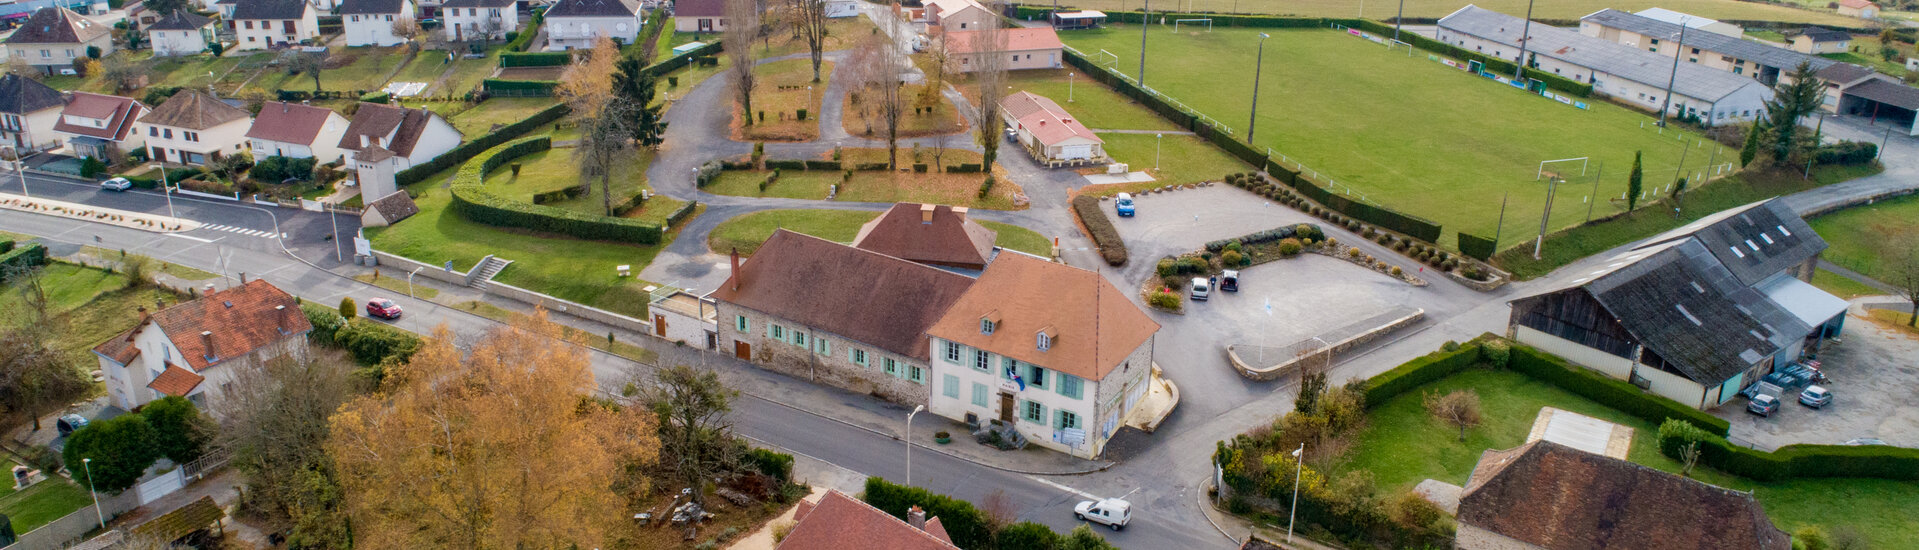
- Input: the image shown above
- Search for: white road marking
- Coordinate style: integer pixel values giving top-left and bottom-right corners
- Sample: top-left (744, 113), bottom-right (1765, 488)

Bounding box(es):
top-left (1026, 475), bottom-right (1099, 501)
top-left (166, 233), bottom-right (213, 243)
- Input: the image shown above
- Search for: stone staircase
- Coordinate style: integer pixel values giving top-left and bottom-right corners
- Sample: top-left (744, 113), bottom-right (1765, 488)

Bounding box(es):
top-left (465, 255), bottom-right (513, 290)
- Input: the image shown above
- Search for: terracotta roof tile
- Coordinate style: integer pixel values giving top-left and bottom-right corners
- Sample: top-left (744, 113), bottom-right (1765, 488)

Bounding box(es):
top-left (777, 490), bottom-right (958, 550)
top-left (1459, 441), bottom-right (1792, 550)
top-left (712, 230), bottom-right (975, 360)
top-left (943, 27), bottom-right (1062, 54)
top-left (1002, 91), bottom-right (1098, 148)
top-left (91, 279), bottom-right (309, 372)
top-left (140, 89), bottom-right (249, 130)
top-left (852, 203), bottom-right (998, 269)
top-left (147, 363), bottom-right (205, 397)
top-left (54, 92), bottom-right (146, 141)
top-left (247, 101), bottom-right (339, 145)
top-left (927, 253), bottom-right (1157, 381)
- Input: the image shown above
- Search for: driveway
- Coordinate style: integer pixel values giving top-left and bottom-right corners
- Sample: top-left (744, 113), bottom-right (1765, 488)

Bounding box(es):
top-left (1717, 306), bottom-right (1919, 450)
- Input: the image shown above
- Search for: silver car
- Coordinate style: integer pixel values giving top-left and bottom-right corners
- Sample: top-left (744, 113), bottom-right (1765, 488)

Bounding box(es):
top-left (1798, 385), bottom-right (1832, 409)
top-left (99, 177), bottom-right (132, 191)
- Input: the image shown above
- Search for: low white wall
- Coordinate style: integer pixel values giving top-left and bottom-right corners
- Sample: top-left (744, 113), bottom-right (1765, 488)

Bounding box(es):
top-left (1513, 325), bottom-right (1635, 379)
top-left (3, 487), bottom-right (139, 549)
top-left (1640, 363), bottom-right (1710, 409)
top-left (371, 250), bottom-right (470, 285)
top-left (370, 250), bottom-right (651, 333)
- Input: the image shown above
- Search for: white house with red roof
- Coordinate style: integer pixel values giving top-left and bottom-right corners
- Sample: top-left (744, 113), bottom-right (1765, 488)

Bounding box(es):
top-left (778, 490), bottom-right (959, 550)
top-left (998, 91), bottom-right (1104, 165)
top-left (942, 27), bottom-right (1063, 72)
top-left (1837, 0), bottom-right (1879, 19)
top-left (248, 101), bottom-right (349, 162)
top-left (53, 92), bottom-right (147, 161)
top-left (337, 102), bottom-right (462, 201)
top-left (92, 279), bottom-right (312, 411)
top-left (923, 0), bottom-right (993, 32)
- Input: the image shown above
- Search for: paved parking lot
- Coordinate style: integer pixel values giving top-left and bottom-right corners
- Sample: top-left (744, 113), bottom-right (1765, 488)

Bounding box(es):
top-left (1718, 315), bottom-right (1919, 449)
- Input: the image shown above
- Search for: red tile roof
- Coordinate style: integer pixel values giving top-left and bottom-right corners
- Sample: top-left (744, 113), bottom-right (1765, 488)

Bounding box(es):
top-left (90, 279), bottom-right (310, 371)
top-left (1839, 0), bottom-right (1878, 9)
top-left (337, 102), bottom-right (452, 158)
top-left (778, 490), bottom-right (958, 550)
top-left (852, 203), bottom-right (998, 269)
top-left (1000, 91), bottom-right (1100, 149)
top-left (711, 230), bottom-right (975, 360)
top-left (927, 253), bottom-right (1157, 381)
top-left (147, 363), bottom-right (205, 397)
top-left (54, 92), bottom-right (145, 141)
top-left (248, 101), bottom-right (340, 146)
top-left (942, 27), bottom-right (1063, 54)
top-left (674, 0), bottom-right (723, 18)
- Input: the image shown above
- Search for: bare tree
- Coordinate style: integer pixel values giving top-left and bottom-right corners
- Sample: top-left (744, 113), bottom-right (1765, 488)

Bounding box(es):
top-left (979, 488), bottom-right (1019, 532)
top-left (101, 55), bottom-right (149, 92)
top-left (1679, 440), bottom-right (1702, 477)
top-left (872, 33), bottom-right (907, 169)
top-left (575, 102), bottom-right (634, 216)
top-left (844, 38), bottom-right (882, 136)
top-left (1892, 234), bottom-right (1919, 327)
top-left (971, 14), bottom-right (1010, 168)
top-left (391, 17), bottom-right (426, 49)
top-left (0, 266), bottom-right (91, 432)
top-left (217, 347), bottom-right (357, 548)
top-left (643, 364), bottom-right (746, 508)
top-left (280, 50), bottom-right (326, 93)
top-left (925, 31), bottom-right (953, 93)
top-left (724, 0), bottom-right (762, 127)
top-left (1422, 389), bottom-right (1482, 442)
top-left (795, 0), bottom-right (829, 82)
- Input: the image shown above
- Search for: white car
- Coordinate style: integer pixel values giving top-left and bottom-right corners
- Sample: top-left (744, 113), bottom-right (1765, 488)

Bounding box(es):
top-left (1189, 277), bottom-right (1210, 301)
top-left (99, 177), bottom-right (132, 191)
top-left (1074, 498), bottom-right (1130, 531)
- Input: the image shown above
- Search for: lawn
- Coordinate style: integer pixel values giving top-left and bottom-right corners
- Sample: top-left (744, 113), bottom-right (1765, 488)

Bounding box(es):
top-left (842, 81), bottom-right (968, 139)
top-left (705, 208), bottom-right (1054, 257)
top-left (1059, 28), bottom-right (1731, 248)
top-left (0, 263), bottom-right (186, 358)
top-left (1042, 0), bottom-right (1860, 26)
top-left (957, 69), bottom-right (1180, 133)
top-left (1494, 163), bottom-right (1879, 279)
top-left (1745, 29), bottom-right (1789, 43)
top-left (1340, 366), bottom-right (1918, 547)
top-left (836, 147), bottom-right (984, 168)
top-left (1807, 191), bottom-right (1919, 284)
top-left (353, 271), bottom-right (441, 299)
top-left (449, 98), bottom-right (565, 137)
top-left (704, 168), bottom-right (1023, 209)
top-left (1865, 308), bottom-right (1919, 338)
top-left (247, 47), bottom-right (409, 95)
top-left (1823, 35), bottom-right (1910, 78)
top-left (438, 47), bottom-right (507, 96)
top-left (738, 59), bottom-right (833, 141)
top-left (482, 147), bottom-right (686, 224)
top-left (751, 15), bottom-right (881, 59)
top-left (0, 479), bottom-right (93, 534)
top-left (1810, 268), bottom-right (1883, 300)
top-left (392, 50), bottom-right (461, 88)
top-left (1098, 132), bottom-right (1251, 186)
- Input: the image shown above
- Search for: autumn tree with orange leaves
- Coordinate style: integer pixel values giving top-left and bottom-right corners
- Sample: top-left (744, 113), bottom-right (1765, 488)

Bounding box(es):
top-left (327, 311), bottom-right (659, 550)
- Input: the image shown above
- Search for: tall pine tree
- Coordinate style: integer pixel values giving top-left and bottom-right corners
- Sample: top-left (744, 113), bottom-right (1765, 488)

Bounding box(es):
top-left (613, 56), bottom-right (668, 148)
top-left (1627, 151), bottom-right (1644, 211)
top-left (1740, 122), bottom-right (1763, 167)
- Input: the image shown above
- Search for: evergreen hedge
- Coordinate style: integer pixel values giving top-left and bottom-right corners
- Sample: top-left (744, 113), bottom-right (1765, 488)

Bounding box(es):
top-left (500, 51), bottom-right (573, 67)
top-left (1509, 344), bottom-right (1730, 436)
top-left (1072, 195), bottom-right (1127, 266)
top-left (1657, 419), bottom-right (1919, 481)
top-left (449, 138), bottom-right (665, 244)
top-left (482, 79), bottom-right (560, 96)
top-left (863, 478), bottom-right (993, 549)
top-left (665, 200), bottom-right (699, 228)
top-left (395, 103), bottom-right (570, 186)
top-left (0, 243), bottom-right (49, 284)
top-left (1360, 342), bottom-right (1483, 406)
top-left (1457, 232), bottom-right (1497, 260)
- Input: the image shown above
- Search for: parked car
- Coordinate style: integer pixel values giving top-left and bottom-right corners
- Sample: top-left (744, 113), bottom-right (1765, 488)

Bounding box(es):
top-left (1747, 393), bottom-right (1779, 417)
top-left (1074, 498), bottom-right (1131, 531)
top-left (1740, 380), bottom-right (1785, 401)
top-left (1115, 193), bottom-right (1136, 217)
top-left (55, 414), bottom-right (87, 437)
top-left (365, 298), bottom-right (403, 320)
top-left (1798, 385), bottom-right (1832, 408)
top-left (1220, 270), bottom-right (1239, 292)
top-left (99, 177), bottom-right (132, 192)
top-left (1845, 438), bottom-right (1888, 446)
top-left (1189, 277), bottom-right (1210, 301)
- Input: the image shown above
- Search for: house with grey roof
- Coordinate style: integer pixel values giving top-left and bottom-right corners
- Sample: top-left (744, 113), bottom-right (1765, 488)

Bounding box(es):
top-left (0, 73), bottom-right (67, 152)
top-left (231, 0), bottom-right (319, 50)
top-left (1506, 198), bottom-right (1846, 410)
top-left (338, 102), bottom-right (462, 203)
top-left (543, 0), bottom-right (642, 51)
top-left (4, 7), bottom-right (112, 74)
top-left (148, 11), bottom-right (215, 56)
top-left (1786, 27), bottom-right (1852, 55)
top-left (1437, 5), bottom-right (1773, 126)
top-left (1579, 8), bottom-right (1834, 86)
top-left (340, 0), bottom-right (416, 47)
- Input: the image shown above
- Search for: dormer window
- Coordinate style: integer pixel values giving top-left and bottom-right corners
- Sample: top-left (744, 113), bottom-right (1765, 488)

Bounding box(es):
top-left (1036, 326), bottom-right (1054, 351)
top-left (980, 310), bottom-right (1000, 335)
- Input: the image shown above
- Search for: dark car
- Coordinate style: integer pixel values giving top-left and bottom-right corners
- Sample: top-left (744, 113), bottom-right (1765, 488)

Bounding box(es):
top-left (365, 298), bottom-right (403, 320)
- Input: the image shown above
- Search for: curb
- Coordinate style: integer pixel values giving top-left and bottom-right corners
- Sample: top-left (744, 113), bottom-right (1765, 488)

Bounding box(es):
top-left (1195, 475), bottom-right (1245, 547)
top-left (737, 391), bottom-right (1120, 477)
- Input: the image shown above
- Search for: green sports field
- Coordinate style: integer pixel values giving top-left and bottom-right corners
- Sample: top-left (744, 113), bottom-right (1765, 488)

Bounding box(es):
top-left (1018, 0), bottom-right (1860, 27)
top-left (1060, 27), bottom-right (1731, 248)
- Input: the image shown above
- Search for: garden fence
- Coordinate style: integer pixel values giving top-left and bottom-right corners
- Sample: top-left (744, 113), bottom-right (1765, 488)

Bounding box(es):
top-left (1, 488), bottom-right (139, 550)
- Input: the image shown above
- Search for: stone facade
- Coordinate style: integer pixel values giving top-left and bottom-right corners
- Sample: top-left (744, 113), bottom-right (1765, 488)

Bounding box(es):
top-left (716, 302), bottom-right (932, 405)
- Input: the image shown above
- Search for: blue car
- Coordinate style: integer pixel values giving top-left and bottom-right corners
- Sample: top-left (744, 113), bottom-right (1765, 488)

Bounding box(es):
top-left (1116, 193), bottom-right (1135, 217)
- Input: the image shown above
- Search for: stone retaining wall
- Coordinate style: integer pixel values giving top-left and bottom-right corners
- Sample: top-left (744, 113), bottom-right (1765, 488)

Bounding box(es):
top-left (1228, 308), bottom-right (1424, 381)
top-left (371, 250), bottom-right (652, 334)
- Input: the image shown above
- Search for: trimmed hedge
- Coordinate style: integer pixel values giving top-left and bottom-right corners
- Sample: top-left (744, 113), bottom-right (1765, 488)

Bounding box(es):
top-left (530, 186), bottom-right (587, 204)
top-left (500, 51), bottom-right (573, 67)
top-left (765, 159), bottom-right (806, 171)
top-left (0, 243), bottom-right (48, 284)
top-left (301, 303), bottom-right (421, 366)
top-left (482, 79), bottom-right (559, 96)
top-left (644, 41), bottom-right (723, 76)
top-left (803, 160), bottom-right (841, 171)
top-left (1814, 141), bottom-right (1877, 165)
top-left (947, 163), bottom-right (982, 173)
top-left (1361, 342), bottom-right (1483, 406)
top-left (1657, 419), bottom-right (1919, 481)
top-left (449, 137), bottom-right (664, 244)
top-left (1509, 344), bottom-right (1730, 436)
top-left (1071, 195), bottom-right (1127, 266)
top-left (251, 156), bottom-right (316, 183)
top-left (665, 200), bottom-right (698, 228)
top-left (1203, 224), bottom-right (1317, 252)
top-left (1269, 167), bottom-right (1443, 242)
top-left (1457, 232), bottom-right (1497, 261)
top-left (396, 103), bottom-right (570, 186)
top-left (506, 8), bottom-right (545, 51)
top-left (862, 478), bottom-right (993, 549)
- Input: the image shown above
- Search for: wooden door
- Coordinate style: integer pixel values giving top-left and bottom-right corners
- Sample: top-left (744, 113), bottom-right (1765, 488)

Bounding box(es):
top-left (734, 341), bottom-right (751, 360)
top-left (998, 392), bottom-right (1015, 423)
top-left (654, 314), bottom-right (668, 337)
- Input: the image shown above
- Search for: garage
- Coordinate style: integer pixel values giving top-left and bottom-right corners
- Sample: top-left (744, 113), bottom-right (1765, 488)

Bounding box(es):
top-left (1059, 143), bottom-right (1095, 160)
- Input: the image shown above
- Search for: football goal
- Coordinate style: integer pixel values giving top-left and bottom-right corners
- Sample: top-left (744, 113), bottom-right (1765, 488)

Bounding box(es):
top-left (1173, 18), bottom-right (1212, 33)
top-left (1096, 49), bottom-right (1121, 70)
top-left (1388, 39), bottom-right (1414, 56)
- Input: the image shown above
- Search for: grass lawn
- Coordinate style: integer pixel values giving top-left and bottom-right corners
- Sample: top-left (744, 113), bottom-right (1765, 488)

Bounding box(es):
top-left (738, 59), bottom-right (833, 141)
top-left (353, 271), bottom-right (441, 299)
top-left (1807, 192), bottom-right (1919, 284)
top-left (705, 208), bottom-right (1053, 257)
top-left (1865, 308), bottom-right (1919, 338)
top-left (0, 263), bottom-right (188, 357)
top-left (752, 16), bottom-right (880, 59)
top-left (836, 147), bottom-right (984, 168)
top-left (1821, 35), bottom-right (1908, 78)
top-left (958, 69), bottom-right (1180, 132)
top-left (1060, 28), bottom-right (1729, 248)
top-left (1810, 268), bottom-right (1883, 300)
top-left (1745, 29), bottom-right (1789, 43)
top-left (661, 54), bottom-right (731, 93)
top-left (1052, 0), bottom-right (1859, 25)
top-left (438, 47), bottom-right (507, 96)
top-left (451, 300), bottom-right (660, 363)
top-left (483, 146), bottom-right (686, 224)
top-left (1099, 132), bottom-right (1251, 186)
top-left (450, 98), bottom-right (564, 137)
top-left (247, 47), bottom-right (408, 95)
top-left (1339, 367), bottom-right (1919, 547)
top-left (1493, 163), bottom-right (1880, 279)
top-left (0, 263), bottom-right (130, 320)
top-left (0, 479), bottom-right (92, 534)
top-left (392, 50), bottom-right (459, 86)
top-left (842, 82), bottom-right (968, 139)
top-left (704, 169), bottom-right (1023, 209)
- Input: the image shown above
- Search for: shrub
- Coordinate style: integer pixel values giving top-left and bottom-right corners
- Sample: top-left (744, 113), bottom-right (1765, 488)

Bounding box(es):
top-left (1348, 248), bottom-right (1362, 258)
top-left (331, 319), bottom-right (423, 366)
top-left (1178, 256), bottom-right (1208, 274)
top-left (996, 522), bottom-right (1058, 549)
top-left (251, 156), bottom-right (318, 182)
top-left (696, 161), bottom-right (723, 187)
top-left (449, 138), bottom-right (664, 244)
top-left (1160, 275), bottom-right (1184, 289)
top-left (359, 91), bottom-right (391, 104)
top-left (1509, 344), bottom-right (1730, 436)
top-left (1295, 224), bottom-right (1323, 241)
top-left (63, 415), bottom-right (160, 493)
top-left (1224, 240), bottom-right (1242, 252)
top-left (1278, 238), bottom-right (1303, 256)
top-left (1156, 258), bottom-right (1177, 277)
top-left (0, 243), bottom-right (49, 284)
top-left (1390, 266), bottom-right (1403, 277)
top-left (1221, 250), bottom-right (1243, 266)
top-left (746, 448), bottom-right (794, 483)
top-left (1072, 195), bottom-right (1127, 266)
top-left (339, 297), bottom-right (357, 320)
top-left (977, 175), bottom-right (995, 199)
top-left (1461, 265), bottom-right (1488, 281)
top-left (141, 396), bottom-right (209, 463)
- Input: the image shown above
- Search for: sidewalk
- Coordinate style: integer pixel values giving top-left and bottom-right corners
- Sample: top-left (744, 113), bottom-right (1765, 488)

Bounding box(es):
top-left (1193, 479), bottom-right (1345, 550)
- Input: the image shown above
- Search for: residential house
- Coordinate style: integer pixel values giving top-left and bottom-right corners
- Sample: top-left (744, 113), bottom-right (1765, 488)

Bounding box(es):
top-left (0, 73), bottom-right (66, 152)
top-left (215, 0), bottom-right (238, 20)
top-left (778, 490), bottom-right (960, 550)
top-left (138, 89), bottom-right (251, 166)
top-left (712, 229), bottom-right (978, 405)
top-left (246, 100), bottom-right (348, 162)
top-left (4, 7), bottom-right (112, 74)
top-left (231, 0), bottom-right (320, 51)
top-left (91, 279), bottom-right (312, 412)
top-left (147, 10), bottom-right (215, 56)
top-left (1579, 8), bottom-right (1835, 86)
top-left (1456, 440), bottom-right (1791, 549)
top-left (337, 102), bottom-right (462, 203)
top-left (923, 0), bottom-right (993, 32)
top-left (1786, 27), bottom-right (1852, 55)
top-left (441, 0), bottom-right (521, 41)
top-left (999, 91), bottom-right (1104, 165)
top-left (1439, 5), bottom-right (1774, 126)
top-left (53, 92), bottom-right (146, 160)
top-left (925, 252), bottom-right (1161, 460)
top-left (1837, 0), bottom-right (1880, 19)
top-left (125, 3), bottom-right (162, 28)
top-left (1631, 7), bottom-right (1740, 37)
top-left (1506, 198), bottom-right (1847, 410)
top-left (544, 0), bottom-right (642, 51)
top-left (942, 27), bottom-right (1063, 72)
top-left (672, 0), bottom-right (724, 33)
top-left (340, 0), bottom-right (417, 47)
top-left (360, 189), bottom-right (419, 227)
top-left (825, 0), bottom-right (858, 18)
top-left (851, 203), bottom-right (999, 272)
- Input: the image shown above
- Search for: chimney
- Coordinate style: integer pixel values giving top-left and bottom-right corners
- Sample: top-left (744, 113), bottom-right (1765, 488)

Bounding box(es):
top-left (282, 102), bottom-right (290, 113)
top-left (275, 304), bottom-right (289, 333)
top-left (920, 203), bottom-right (936, 224)
top-left (952, 206), bottom-right (969, 220)
top-left (238, 271), bottom-right (247, 284)
top-left (908, 506), bottom-right (927, 530)
top-left (200, 330), bottom-right (215, 361)
top-left (730, 248), bottom-right (742, 291)
top-left (203, 282), bottom-right (216, 295)
top-left (137, 305), bottom-right (150, 326)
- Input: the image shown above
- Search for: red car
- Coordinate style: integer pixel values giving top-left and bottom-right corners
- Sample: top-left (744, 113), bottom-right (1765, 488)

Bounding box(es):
top-left (365, 298), bottom-right (403, 320)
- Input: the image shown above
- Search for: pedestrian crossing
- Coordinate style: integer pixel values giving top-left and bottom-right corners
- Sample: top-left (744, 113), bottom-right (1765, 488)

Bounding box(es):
top-left (198, 223), bottom-right (287, 239)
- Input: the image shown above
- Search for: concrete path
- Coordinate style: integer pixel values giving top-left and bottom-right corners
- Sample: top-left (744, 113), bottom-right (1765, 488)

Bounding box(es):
top-left (1782, 113), bottom-right (1919, 216)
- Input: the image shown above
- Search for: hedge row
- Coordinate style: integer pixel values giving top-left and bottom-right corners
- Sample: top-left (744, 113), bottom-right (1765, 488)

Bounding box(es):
top-left (1360, 342), bottom-right (1483, 406)
top-left (506, 8), bottom-right (546, 52)
top-left (644, 41), bottom-right (723, 76)
top-left (1266, 165), bottom-right (1443, 242)
top-left (1509, 344), bottom-right (1730, 436)
top-left (0, 243), bottom-right (48, 284)
top-left (948, 163), bottom-right (983, 173)
top-left (1814, 141), bottom-right (1877, 165)
top-left (1071, 195), bottom-right (1127, 266)
top-left (665, 200), bottom-right (699, 228)
top-left (482, 79), bottom-right (559, 95)
top-left (1202, 223), bottom-right (1320, 252)
top-left (500, 51), bottom-right (573, 67)
top-left (1457, 232), bottom-right (1497, 261)
top-left (864, 478), bottom-right (992, 549)
top-left (449, 138), bottom-right (665, 244)
top-left (301, 303), bottom-right (421, 366)
top-left (745, 448), bottom-right (794, 484)
top-left (1343, 19), bottom-right (1594, 98)
top-left (395, 103), bottom-right (570, 186)
top-left (1658, 419), bottom-right (1919, 481)
top-left (277, 89), bottom-right (374, 101)
top-left (530, 186), bottom-right (586, 205)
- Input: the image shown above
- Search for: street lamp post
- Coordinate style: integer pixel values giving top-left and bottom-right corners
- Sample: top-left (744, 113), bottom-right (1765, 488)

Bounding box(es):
top-left (82, 458), bottom-right (104, 529)
top-left (1248, 33), bottom-right (1269, 142)
top-left (905, 405), bottom-right (925, 486)
top-left (1286, 443), bottom-right (1303, 543)
top-left (1138, 0), bottom-right (1149, 86)
top-left (408, 267), bottom-right (422, 298)
top-left (1155, 133), bottom-right (1163, 170)
top-left (1658, 18), bottom-right (1690, 127)
top-left (1068, 72), bottom-right (1075, 102)
top-left (7, 146), bottom-right (31, 198)
top-left (1393, 0), bottom-right (1406, 42)
top-left (152, 163), bottom-right (176, 218)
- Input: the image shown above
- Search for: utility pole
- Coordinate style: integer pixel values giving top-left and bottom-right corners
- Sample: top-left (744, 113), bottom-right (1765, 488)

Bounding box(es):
top-left (1493, 192), bottom-right (1509, 251)
top-left (1138, 0), bottom-right (1149, 87)
top-left (1249, 33), bottom-right (1269, 142)
top-left (1658, 18), bottom-right (1689, 127)
top-left (1585, 161), bottom-right (1602, 223)
top-left (1879, 126), bottom-right (1892, 160)
top-left (1513, 0), bottom-right (1536, 81)
top-left (1393, 0), bottom-right (1406, 42)
top-left (1533, 176), bottom-right (1558, 260)
top-left (1670, 139), bottom-right (1692, 218)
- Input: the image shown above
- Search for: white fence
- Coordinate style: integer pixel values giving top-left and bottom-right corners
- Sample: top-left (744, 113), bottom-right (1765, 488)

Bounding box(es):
top-left (132, 470), bottom-right (184, 506)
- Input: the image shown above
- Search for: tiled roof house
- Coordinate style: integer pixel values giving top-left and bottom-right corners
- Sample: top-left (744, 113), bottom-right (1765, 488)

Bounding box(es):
top-left (0, 73), bottom-right (66, 151)
top-left (852, 203), bottom-right (1000, 271)
top-left (4, 7), bottom-right (112, 73)
top-left (53, 92), bottom-right (147, 160)
top-left (248, 101), bottom-right (350, 162)
top-left (778, 490), bottom-right (959, 550)
top-left (93, 279), bottom-right (312, 411)
top-left (138, 89), bottom-right (252, 166)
